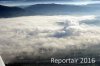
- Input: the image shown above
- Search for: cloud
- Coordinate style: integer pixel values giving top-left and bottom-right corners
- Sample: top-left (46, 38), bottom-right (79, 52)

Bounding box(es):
top-left (0, 15), bottom-right (100, 64)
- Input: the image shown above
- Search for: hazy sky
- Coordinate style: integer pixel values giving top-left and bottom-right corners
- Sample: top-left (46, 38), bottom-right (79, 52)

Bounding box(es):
top-left (0, 0), bottom-right (100, 2)
top-left (0, 0), bottom-right (100, 6)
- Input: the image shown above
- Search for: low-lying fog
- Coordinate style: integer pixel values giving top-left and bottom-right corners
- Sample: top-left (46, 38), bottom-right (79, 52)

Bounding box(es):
top-left (0, 15), bottom-right (100, 63)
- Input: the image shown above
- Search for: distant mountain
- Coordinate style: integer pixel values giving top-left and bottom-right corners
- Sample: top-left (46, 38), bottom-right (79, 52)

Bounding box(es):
top-left (88, 3), bottom-right (100, 7)
top-left (0, 5), bottom-right (24, 18)
top-left (24, 4), bottom-right (82, 15)
top-left (25, 4), bottom-right (100, 15)
top-left (0, 3), bottom-right (100, 18)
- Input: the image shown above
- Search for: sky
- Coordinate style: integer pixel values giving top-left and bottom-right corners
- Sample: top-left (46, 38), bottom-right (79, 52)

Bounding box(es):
top-left (0, 0), bottom-right (99, 1)
top-left (0, 0), bottom-right (100, 2)
top-left (0, 0), bottom-right (100, 6)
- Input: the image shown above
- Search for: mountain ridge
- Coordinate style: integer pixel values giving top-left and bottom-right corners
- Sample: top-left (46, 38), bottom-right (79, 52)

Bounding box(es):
top-left (0, 3), bottom-right (100, 18)
top-left (0, 5), bottom-right (24, 18)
